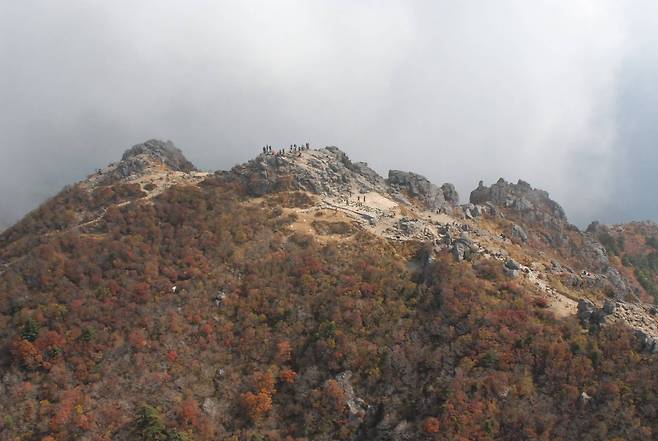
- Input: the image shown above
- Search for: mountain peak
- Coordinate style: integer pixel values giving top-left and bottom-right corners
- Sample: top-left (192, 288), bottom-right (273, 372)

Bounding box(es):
top-left (120, 139), bottom-right (196, 173)
top-left (4, 139), bottom-right (658, 440)
top-left (470, 177), bottom-right (566, 221)
top-left (85, 139), bottom-right (198, 186)
top-left (225, 145), bottom-right (459, 212)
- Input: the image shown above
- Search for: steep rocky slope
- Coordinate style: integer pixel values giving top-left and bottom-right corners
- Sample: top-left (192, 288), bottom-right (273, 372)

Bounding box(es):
top-left (2, 140), bottom-right (658, 440)
top-left (587, 221), bottom-right (658, 302)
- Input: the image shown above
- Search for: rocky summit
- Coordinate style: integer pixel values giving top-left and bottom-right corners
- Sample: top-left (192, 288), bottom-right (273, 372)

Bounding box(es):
top-left (107, 139), bottom-right (197, 182)
top-left (2, 140), bottom-right (658, 440)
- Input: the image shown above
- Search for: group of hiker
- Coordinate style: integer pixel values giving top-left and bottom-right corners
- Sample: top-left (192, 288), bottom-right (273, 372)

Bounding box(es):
top-left (340, 194), bottom-right (367, 206)
top-left (261, 142), bottom-right (311, 157)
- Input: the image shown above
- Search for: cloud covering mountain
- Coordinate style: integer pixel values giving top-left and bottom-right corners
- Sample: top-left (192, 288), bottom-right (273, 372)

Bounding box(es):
top-left (1, 0), bottom-right (656, 227)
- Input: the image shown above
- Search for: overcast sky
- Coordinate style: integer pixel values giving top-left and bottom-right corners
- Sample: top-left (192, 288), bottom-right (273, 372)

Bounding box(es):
top-left (1, 1), bottom-right (657, 228)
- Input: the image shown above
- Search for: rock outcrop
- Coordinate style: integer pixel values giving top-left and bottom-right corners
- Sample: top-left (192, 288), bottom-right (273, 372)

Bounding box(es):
top-left (503, 258), bottom-right (521, 278)
top-left (469, 178), bottom-right (636, 300)
top-left (452, 233), bottom-right (478, 262)
top-left (578, 298), bottom-right (658, 353)
top-left (441, 183), bottom-right (459, 205)
top-left (226, 147), bottom-right (387, 197)
top-left (121, 139), bottom-right (196, 173)
top-left (510, 223), bottom-right (529, 243)
top-left (224, 146), bottom-right (460, 216)
top-left (96, 139), bottom-right (197, 184)
top-left (470, 178), bottom-right (573, 252)
top-left (470, 178), bottom-right (566, 222)
top-left (387, 170), bottom-right (458, 211)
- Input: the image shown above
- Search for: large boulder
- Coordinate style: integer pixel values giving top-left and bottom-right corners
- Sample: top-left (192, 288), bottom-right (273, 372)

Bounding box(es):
top-left (577, 299), bottom-right (597, 323)
top-left (452, 233), bottom-right (477, 262)
top-left (441, 183), bottom-right (459, 205)
top-left (503, 258), bottom-right (521, 278)
top-left (637, 331), bottom-right (658, 354)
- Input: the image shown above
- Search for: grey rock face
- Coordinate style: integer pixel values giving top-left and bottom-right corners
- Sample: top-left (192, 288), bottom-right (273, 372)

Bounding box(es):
top-left (121, 139), bottom-right (196, 173)
top-left (470, 178), bottom-right (570, 249)
top-left (579, 236), bottom-right (610, 273)
top-left (99, 139), bottom-right (197, 183)
top-left (350, 161), bottom-right (381, 183)
top-left (603, 299), bottom-right (617, 315)
top-left (441, 183), bottom-right (459, 205)
top-left (637, 331), bottom-right (658, 354)
top-left (452, 240), bottom-right (470, 262)
top-left (387, 170), bottom-right (458, 211)
top-left (511, 224), bottom-right (529, 243)
top-left (226, 146), bottom-right (460, 217)
top-left (503, 259), bottom-right (521, 278)
top-left (470, 178), bottom-right (635, 300)
top-left (461, 203), bottom-right (486, 220)
top-left (604, 267), bottom-right (632, 299)
top-left (452, 234), bottom-right (477, 262)
top-left (334, 371), bottom-right (368, 420)
top-left (228, 147), bottom-right (386, 197)
top-left (505, 258), bottom-right (521, 271)
top-left (112, 157), bottom-right (149, 179)
top-left (470, 178), bottom-right (566, 221)
top-left (485, 202), bottom-right (500, 217)
top-left (577, 299), bottom-right (597, 323)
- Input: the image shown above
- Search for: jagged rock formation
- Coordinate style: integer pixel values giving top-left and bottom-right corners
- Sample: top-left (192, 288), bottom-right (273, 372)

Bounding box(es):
top-left (469, 177), bottom-right (636, 301)
top-left (225, 147), bottom-right (386, 197)
top-left (387, 170), bottom-right (458, 211)
top-left (470, 178), bottom-right (568, 245)
top-left (80, 139), bottom-right (207, 201)
top-left (470, 178), bottom-right (566, 221)
top-left (104, 139), bottom-right (196, 182)
top-left (223, 147), bottom-right (460, 215)
top-left (121, 139), bottom-right (196, 173)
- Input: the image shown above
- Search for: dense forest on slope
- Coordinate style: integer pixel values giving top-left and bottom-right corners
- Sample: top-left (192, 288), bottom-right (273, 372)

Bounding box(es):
top-left (1, 173), bottom-right (658, 440)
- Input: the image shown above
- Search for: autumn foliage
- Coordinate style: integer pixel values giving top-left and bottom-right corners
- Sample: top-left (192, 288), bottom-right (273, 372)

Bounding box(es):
top-left (2, 177), bottom-right (658, 440)
top-left (423, 416), bottom-right (441, 434)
